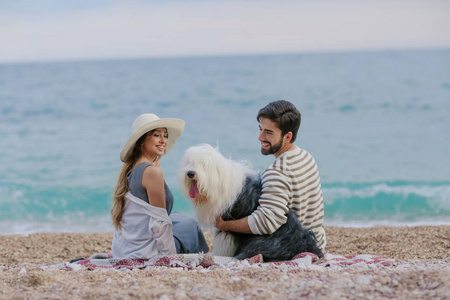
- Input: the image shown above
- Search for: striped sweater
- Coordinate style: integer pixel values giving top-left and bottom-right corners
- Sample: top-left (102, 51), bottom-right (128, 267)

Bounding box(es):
top-left (247, 146), bottom-right (326, 250)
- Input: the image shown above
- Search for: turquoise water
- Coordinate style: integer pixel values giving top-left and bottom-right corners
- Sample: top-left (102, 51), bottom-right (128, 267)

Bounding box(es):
top-left (1, 49), bottom-right (449, 234)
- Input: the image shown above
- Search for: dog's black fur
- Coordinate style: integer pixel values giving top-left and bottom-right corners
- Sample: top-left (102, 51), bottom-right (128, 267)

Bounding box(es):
top-left (220, 174), bottom-right (324, 262)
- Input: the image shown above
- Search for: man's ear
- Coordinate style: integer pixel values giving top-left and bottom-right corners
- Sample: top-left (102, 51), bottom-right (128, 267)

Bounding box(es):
top-left (284, 131), bottom-right (293, 143)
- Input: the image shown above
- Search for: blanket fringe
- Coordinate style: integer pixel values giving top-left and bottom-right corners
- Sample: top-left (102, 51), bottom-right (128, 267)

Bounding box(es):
top-left (65, 252), bottom-right (395, 271)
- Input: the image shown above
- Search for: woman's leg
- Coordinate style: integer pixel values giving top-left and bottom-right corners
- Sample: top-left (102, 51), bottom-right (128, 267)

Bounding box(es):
top-left (170, 212), bottom-right (209, 254)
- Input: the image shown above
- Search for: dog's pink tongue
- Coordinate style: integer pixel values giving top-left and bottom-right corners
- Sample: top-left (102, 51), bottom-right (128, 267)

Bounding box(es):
top-left (189, 181), bottom-right (199, 198)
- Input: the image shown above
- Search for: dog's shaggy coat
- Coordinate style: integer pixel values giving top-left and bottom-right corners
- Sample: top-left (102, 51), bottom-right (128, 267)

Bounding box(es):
top-left (179, 144), bottom-right (324, 262)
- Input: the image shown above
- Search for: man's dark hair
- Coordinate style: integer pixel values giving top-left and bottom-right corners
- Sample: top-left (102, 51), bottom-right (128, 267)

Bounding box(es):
top-left (257, 100), bottom-right (301, 143)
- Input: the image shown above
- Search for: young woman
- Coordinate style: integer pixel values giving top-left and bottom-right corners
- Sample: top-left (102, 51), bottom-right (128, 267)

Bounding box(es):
top-left (111, 113), bottom-right (209, 259)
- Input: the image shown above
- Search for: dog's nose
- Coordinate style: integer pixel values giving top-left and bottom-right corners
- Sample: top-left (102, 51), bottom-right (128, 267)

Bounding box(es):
top-left (187, 170), bottom-right (195, 179)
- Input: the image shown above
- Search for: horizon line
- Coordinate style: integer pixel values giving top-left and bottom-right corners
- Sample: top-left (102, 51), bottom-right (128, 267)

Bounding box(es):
top-left (1, 45), bottom-right (449, 66)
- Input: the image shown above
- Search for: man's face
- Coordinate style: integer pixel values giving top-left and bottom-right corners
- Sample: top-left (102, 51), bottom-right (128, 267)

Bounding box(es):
top-left (258, 117), bottom-right (284, 155)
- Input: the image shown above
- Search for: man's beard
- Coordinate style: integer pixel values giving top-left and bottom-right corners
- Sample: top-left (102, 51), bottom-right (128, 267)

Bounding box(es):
top-left (261, 138), bottom-right (283, 155)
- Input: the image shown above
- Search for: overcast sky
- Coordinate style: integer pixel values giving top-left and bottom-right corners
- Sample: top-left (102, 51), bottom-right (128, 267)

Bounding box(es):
top-left (1, 0), bottom-right (449, 63)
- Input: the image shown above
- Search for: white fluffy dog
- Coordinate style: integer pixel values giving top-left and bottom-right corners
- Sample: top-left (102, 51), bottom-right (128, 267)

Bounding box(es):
top-left (178, 144), bottom-right (324, 261)
top-left (179, 144), bottom-right (255, 225)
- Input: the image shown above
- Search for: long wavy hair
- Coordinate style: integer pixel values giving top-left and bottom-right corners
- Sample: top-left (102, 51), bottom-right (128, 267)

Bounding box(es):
top-left (111, 131), bottom-right (154, 230)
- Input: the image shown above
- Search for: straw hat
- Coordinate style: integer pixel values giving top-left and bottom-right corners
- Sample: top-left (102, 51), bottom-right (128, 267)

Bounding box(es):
top-left (120, 113), bottom-right (185, 162)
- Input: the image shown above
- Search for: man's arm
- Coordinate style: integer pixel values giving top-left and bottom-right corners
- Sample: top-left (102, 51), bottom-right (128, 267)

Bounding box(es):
top-left (215, 216), bottom-right (252, 234)
top-left (215, 169), bottom-right (290, 235)
top-left (245, 169), bottom-right (290, 235)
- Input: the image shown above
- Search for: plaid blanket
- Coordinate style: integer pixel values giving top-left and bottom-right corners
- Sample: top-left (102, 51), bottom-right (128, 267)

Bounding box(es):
top-left (62, 252), bottom-right (395, 271)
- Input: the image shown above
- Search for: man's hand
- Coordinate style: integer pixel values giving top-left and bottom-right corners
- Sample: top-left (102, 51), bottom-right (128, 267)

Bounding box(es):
top-left (214, 215), bottom-right (252, 234)
top-left (215, 216), bottom-right (227, 232)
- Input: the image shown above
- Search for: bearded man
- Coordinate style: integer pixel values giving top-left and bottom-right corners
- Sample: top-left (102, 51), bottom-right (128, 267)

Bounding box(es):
top-left (215, 100), bottom-right (326, 251)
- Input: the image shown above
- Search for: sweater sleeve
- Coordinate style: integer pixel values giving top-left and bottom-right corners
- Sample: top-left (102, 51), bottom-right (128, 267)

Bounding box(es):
top-left (248, 169), bottom-right (290, 235)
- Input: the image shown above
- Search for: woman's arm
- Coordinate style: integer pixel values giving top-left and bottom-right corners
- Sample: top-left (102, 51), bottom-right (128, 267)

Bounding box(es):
top-left (142, 165), bottom-right (166, 208)
top-left (142, 165), bottom-right (176, 255)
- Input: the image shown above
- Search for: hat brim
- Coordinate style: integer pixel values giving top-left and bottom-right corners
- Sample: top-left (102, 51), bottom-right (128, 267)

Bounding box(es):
top-left (120, 118), bottom-right (185, 162)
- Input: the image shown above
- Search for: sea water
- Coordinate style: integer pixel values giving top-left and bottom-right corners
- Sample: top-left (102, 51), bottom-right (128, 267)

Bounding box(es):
top-left (1, 49), bottom-right (449, 234)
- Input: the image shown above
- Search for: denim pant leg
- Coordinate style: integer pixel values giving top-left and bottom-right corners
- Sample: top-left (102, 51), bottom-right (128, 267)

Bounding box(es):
top-left (170, 212), bottom-right (209, 254)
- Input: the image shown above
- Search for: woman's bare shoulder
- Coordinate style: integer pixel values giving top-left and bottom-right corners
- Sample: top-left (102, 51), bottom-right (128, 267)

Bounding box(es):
top-left (142, 164), bottom-right (164, 181)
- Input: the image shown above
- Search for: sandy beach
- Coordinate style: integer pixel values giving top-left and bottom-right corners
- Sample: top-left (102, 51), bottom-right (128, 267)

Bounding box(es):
top-left (1, 225), bottom-right (449, 299)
